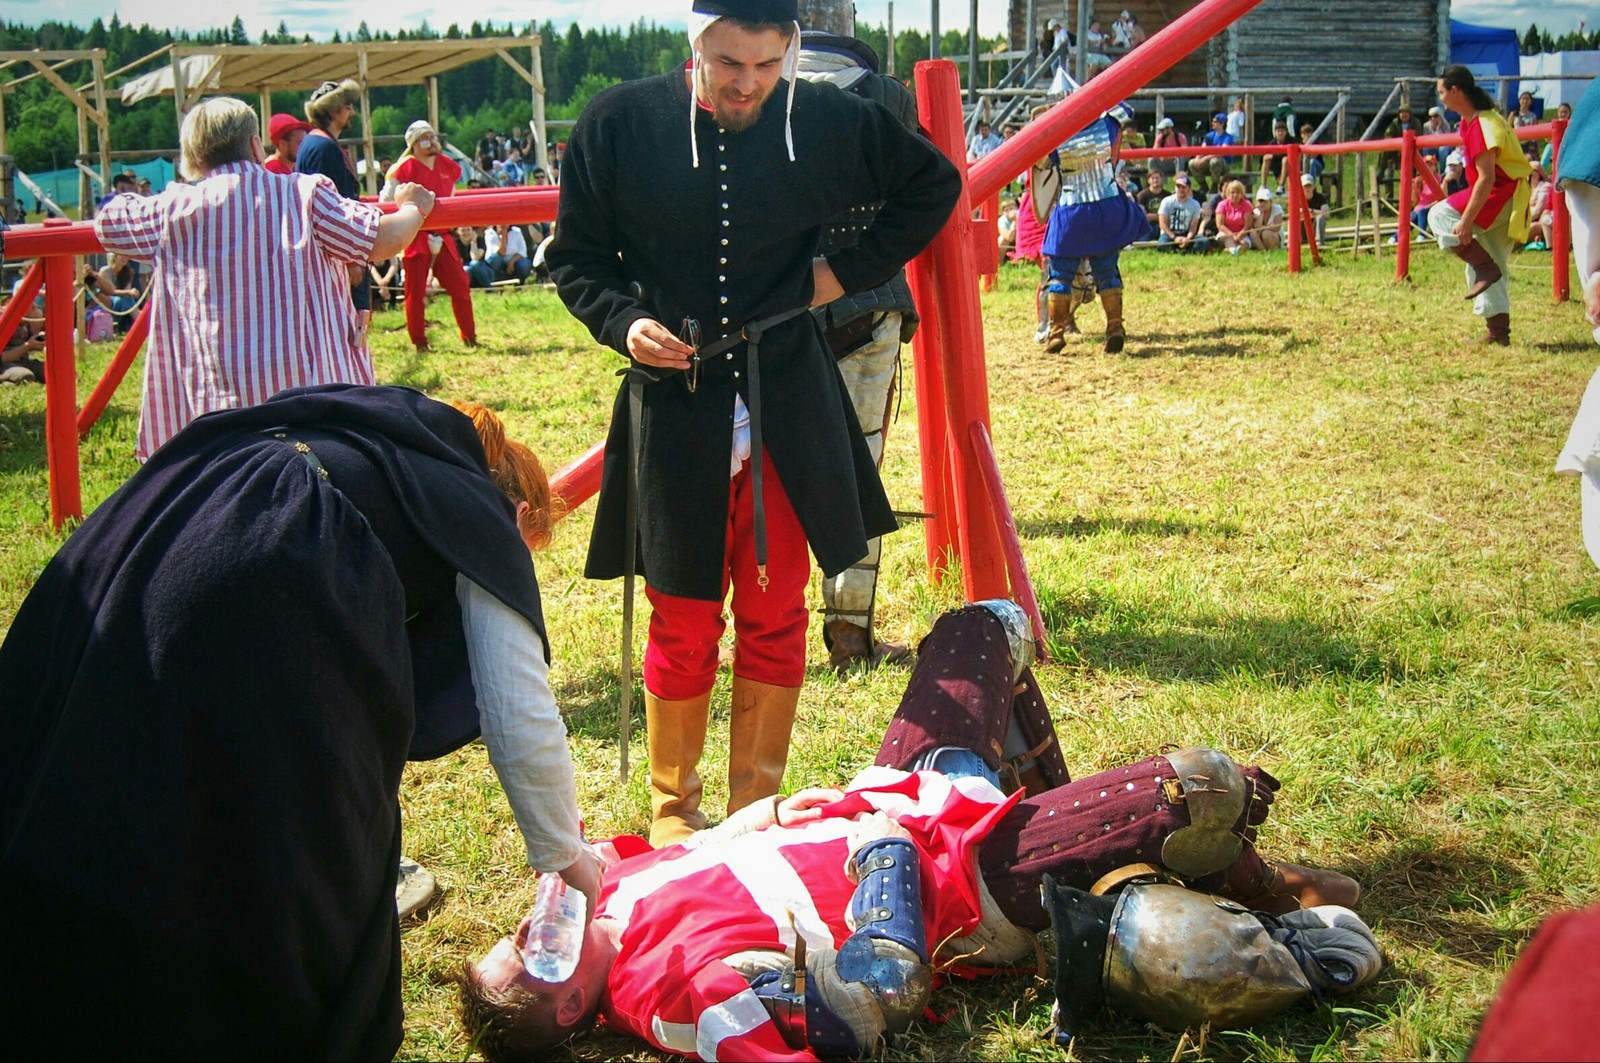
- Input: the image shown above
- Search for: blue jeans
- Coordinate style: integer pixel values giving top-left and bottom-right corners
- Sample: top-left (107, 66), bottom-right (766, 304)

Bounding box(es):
top-left (1157, 233), bottom-right (1210, 253)
top-left (464, 260), bottom-right (494, 288)
top-left (486, 253), bottom-right (532, 284)
top-left (1046, 250), bottom-right (1123, 293)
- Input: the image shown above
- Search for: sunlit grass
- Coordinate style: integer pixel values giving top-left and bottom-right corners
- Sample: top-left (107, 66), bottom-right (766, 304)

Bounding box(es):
top-left (0, 244), bottom-right (1594, 1060)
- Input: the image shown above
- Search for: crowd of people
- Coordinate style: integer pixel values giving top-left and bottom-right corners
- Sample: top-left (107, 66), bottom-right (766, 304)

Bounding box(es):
top-left (0, 4), bottom-right (1596, 1057)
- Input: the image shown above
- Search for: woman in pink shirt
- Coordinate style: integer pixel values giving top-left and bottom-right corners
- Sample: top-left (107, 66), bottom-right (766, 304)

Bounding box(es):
top-left (1215, 180), bottom-right (1255, 253)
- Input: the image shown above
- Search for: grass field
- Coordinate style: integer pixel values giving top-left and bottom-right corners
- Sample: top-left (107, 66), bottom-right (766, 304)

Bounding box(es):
top-left (1, 244), bottom-right (1596, 1061)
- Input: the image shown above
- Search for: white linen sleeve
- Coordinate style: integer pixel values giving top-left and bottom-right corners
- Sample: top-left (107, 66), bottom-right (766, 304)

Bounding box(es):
top-left (456, 574), bottom-right (585, 872)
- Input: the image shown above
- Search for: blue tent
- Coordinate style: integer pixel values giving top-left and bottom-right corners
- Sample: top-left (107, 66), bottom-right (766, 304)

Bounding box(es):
top-left (1450, 19), bottom-right (1521, 107)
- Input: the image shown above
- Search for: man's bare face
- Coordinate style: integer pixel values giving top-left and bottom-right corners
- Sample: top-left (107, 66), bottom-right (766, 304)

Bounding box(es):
top-left (695, 20), bottom-right (789, 133)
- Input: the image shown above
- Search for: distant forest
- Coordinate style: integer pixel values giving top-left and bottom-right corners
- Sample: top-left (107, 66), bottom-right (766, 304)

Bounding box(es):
top-left (0, 16), bottom-right (1003, 173)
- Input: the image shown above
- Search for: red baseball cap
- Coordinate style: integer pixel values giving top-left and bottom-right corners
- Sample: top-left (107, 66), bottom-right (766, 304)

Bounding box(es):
top-left (268, 113), bottom-right (313, 145)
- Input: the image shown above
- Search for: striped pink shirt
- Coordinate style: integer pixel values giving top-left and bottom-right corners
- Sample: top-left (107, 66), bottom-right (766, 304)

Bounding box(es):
top-left (95, 161), bottom-right (380, 460)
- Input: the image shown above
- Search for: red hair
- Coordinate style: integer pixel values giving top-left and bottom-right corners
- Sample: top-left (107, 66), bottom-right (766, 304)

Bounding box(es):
top-left (451, 400), bottom-right (562, 550)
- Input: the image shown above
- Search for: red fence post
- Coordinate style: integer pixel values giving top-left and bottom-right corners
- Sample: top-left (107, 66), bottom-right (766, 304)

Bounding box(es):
top-left (1286, 144), bottom-right (1304, 274)
top-left (0, 261), bottom-right (44, 344)
top-left (41, 246), bottom-right (80, 529)
top-left (906, 253), bottom-right (957, 581)
top-left (1396, 130), bottom-right (1415, 281)
top-left (549, 440), bottom-right (606, 514)
top-left (915, 59), bottom-right (1008, 603)
top-left (1551, 117), bottom-right (1571, 303)
top-left (969, 422), bottom-right (1050, 660)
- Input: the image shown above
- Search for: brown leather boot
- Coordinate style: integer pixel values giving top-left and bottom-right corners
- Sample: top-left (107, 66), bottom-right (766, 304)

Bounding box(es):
top-left (726, 676), bottom-right (801, 816)
top-left (824, 618), bottom-right (911, 671)
top-left (1477, 312), bottom-right (1511, 346)
top-left (1450, 237), bottom-right (1503, 299)
top-left (1242, 861), bottom-right (1363, 915)
top-left (1045, 292), bottom-right (1074, 353)
top-left (645, 688), bottom-right (712, 847)
top-left (1101, 288), bottom-right (1125, 354)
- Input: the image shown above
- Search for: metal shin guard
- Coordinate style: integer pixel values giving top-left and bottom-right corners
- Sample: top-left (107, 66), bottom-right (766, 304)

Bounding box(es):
top-left (841, 839), bottom-right (931, 1034)
top-left (1044, 878), bottom-right (1320, 1038)
top-left (875, 604), bottom-right (1028, 774)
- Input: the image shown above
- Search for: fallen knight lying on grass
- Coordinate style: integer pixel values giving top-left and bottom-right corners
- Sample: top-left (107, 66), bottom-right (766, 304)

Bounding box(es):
top-left (462, 601), bottom-right (1382, 1060)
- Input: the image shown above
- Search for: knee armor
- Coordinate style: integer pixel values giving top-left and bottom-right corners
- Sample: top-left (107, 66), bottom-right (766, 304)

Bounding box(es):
top-left (1159, 747), bottom-right (1248, 878)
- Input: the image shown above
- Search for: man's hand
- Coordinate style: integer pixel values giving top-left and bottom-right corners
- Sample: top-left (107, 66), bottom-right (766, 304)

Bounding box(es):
top-left (776, 787), bottom-right (845, 828)
top-left (810, 257), bottom-right (845, 306)
top-left (392, 182), bottom-right (436, 216)
top-left (844, 811), bottom-right (913, 882)
top-left (626, 317), bottom-right (694, 369)
top-left (556, 846), bottom-right (606, 930)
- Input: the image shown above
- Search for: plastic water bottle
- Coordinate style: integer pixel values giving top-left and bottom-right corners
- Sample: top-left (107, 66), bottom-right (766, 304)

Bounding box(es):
top-left (522, 873), bottom-right (587, 982)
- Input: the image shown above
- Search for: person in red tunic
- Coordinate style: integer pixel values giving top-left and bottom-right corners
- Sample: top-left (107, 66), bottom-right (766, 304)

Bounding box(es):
top-left (262, 112), bottom-right (311, 175)
top-left (1427, 65), bottom-right (1532, 346)
top-left (382, 120), bottom-right (478, 351)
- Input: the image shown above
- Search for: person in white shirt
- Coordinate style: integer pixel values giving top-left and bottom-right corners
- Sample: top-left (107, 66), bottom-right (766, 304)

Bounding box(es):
top-left (485, 223), bottom-right (533, 283)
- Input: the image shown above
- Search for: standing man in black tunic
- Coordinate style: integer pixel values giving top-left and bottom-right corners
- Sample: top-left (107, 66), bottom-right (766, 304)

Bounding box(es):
top-left (547, 0), bottom-right (959, 847)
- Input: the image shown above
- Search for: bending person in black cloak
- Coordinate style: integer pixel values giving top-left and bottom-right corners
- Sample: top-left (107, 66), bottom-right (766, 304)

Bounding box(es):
top-left (0, 383), bottom-right (602, 1060)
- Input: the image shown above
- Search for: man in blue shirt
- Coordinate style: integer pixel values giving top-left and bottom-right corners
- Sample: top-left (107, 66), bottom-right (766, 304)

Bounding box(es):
top-left (1195, 112), bottom-right (1235, 192)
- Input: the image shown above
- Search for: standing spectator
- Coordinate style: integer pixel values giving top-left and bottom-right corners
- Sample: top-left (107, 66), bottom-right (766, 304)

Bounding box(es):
top-left (1215, 180), bottom-right (1255, 253)
top-left (263, 113), bottom-right (311, 175)
top-left (484, 223), bottom-right (532, 283)
top-left (1303, 171), bottom-right (1331, 245)
top-left (1196, 112), bottom-right (1235, 191)
top-left (382, 120), bottom-right (477, 352)
top-left (1251, 186), bottom-right (1285, 250)
top-left (297, 79), bottom-right (372, 329)
top-left (1156, 172), bottom-right (1208, 252)
top-left (95, 96), bottom-right (432, 460)
top-left (1111, 9), bottom-right (1146, 53)
top-left (967, 120), bottom-right (1003, 161)
top-left (1540, 102), bottom-right (1571, 171)
top-left (1119, 115), bottom-right (1145, 149)
top-left (95, 171), bottom-right (136, 211)
top-left (1383, 104), bottom-right (1424, 180)
top-left (1512, 91), bottom-right (1540, 129)
top-left (1226, 96), bottom-right (1248, 144)
top-left (1259, 121), bottom-right (1294, 192)
top-left (476, 127), bottom-right (501, 172)
top-left (1150, 116), bottom-right (1187, 176)
top-left (1136, 168), bottom-right (1167, 237)
top-left (501, 147), bottom-right (527, 185)
top-left (1428, 65), bottom-right (1532, 346)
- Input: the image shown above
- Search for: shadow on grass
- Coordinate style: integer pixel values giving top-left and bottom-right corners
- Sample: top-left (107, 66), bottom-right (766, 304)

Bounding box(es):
top-left (0, 409), bottom-right (45, 472)
top-left (1018, 513), bottom-right (1240, 540)
top-left (1038, 583), bottom-right (1415, 686)
top-left (1125, 324), bottom-right (1299, 360)
top-left (1526, 339), bottom-right (1597, 355)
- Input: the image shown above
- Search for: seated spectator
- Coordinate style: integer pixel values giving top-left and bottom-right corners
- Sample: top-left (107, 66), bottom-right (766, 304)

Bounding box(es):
top-left (1082, 20), bottom-right (1112, 76)
top-left (1444, 151), bottom-right (1468, 195)
top-left (1135, 169), bottom-right (1166, 238)
top-left (1259, 121), bottom-right (1294, 192)
top-left (1110, 9), bottom-right (1145, 52)
top-left (996, 198), bottom-right (1019, 254)
top-left (1156, 172), bottom-right (1208, 252)
top-left (1195, 112), bottom-right (1235, 191)
top-left (1215, 180), bottom-right (1255, 254)
top-left (1250, 186), bottom-right (1285, 251)
top-left (499, 148), bottom-right (527, 186)
top-left (485, 223), bottom-right (533, 283)
top-left (1300, 123), bottom-right (1325, 185)
top-left (1272, 98), bottom-right (1297, 138)
top-left (1119, 116), bottom-right (1145, 149)
top-left (0, 308), bottom-right (45, 385)
top-left (1197, 189), bottom-right (1223, 240)
top-left (456, 226), bottom-right (494, 288)
top-left (369, 256), bottom-right (401, 311)
top-left (967, 120), bottom-right (1003, 162)
top-left (1525, 161), bottom-right (1552, 251)
top-left (83, 252), bottom-right (146, 334)
top-left (1303, 172), bottom-right (1331, 245)
top-left (1150, 116), bottom-right (1187, 176)
top-left (1424, 104), bottom-right (1454, 168)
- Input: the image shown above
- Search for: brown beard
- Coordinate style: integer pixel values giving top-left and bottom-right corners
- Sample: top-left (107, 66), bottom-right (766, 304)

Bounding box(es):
top-left (713, 95), bottom-right (766, 133)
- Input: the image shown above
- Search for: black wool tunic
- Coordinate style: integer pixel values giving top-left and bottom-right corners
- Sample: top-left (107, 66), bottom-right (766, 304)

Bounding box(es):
top-left (548, 70), bottom-right (961, 600)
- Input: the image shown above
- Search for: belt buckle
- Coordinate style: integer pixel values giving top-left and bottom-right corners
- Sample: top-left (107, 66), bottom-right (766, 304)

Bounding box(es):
top-left (680, 317), bottom-right (702, 393)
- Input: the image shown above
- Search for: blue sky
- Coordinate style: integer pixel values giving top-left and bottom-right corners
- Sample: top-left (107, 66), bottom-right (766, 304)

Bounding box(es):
top-left (0, 0), bottom-right (1589, 47)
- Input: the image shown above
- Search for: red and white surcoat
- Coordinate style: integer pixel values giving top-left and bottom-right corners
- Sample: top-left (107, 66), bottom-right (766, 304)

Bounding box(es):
top-left (595, 767), bottom-right (1020, 1061)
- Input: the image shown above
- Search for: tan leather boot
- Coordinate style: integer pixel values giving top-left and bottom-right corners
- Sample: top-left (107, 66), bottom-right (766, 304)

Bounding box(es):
top-left (646, 688), bottom-right (712, 847)
top-left (1045, 293), bottom-right (1074, 353)
top-left (726, 676), bottom-right (801, 816)
top-left (824, 618), bottom-right (911, 672)
top-left (1101, 288), bottom-right (1125, 354)
top-left (1476, 312), bottom-right (1511, 346)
